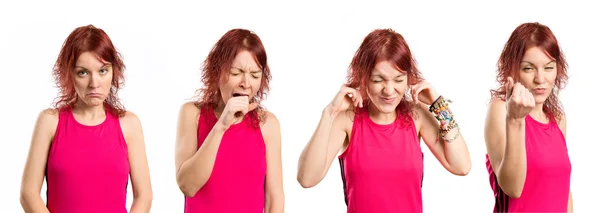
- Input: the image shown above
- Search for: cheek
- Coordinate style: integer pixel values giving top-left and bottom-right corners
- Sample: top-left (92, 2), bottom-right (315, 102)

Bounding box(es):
top-left (251, 77), bottom-right (262, 92)
top-left (366, 84), bottom-right (381, 97)
top-left (219, 78), bottom-right (236, 94)
top-left (396, 82), bottom-right (408, 94)
top-left (547, 72), bottom-right (558, 85)
top-left (73, 78), bottom-right (87, 92)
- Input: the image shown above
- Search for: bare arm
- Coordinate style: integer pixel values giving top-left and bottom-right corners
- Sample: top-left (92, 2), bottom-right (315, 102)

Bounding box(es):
top-left (568, 190), bottom-right (573, 212)
top-left (416, 104), bottom-right (471, 175)
top-left (121, 112), bottom-right (153, 213)
top-left (297, 108), bottom-right (350, 188)
top-left (484, 99), bottom-right (527, 198)
top-left (20, 109), bottom-right (58, 213)
top-left (262, 112), bottom-right (284, 213)
top-left (175, 102), bottom-right (226, 197)
top-left (557, 115), bottom-right (572, 212)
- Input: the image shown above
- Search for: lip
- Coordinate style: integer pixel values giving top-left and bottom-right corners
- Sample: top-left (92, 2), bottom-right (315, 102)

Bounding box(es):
top-left (87, 93), bottom-right (102, 97)
top-left (381, 96), bottom-right (396, 104)
top-left (533, 88), bottom-right (546, 95)
top-left (232, 93), bottom-right (249, 97)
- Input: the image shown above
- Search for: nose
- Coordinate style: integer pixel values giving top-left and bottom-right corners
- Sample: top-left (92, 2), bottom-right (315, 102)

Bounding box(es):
top-left (89, 72), bottom-right (101, 88)
top-left (239, 73), bottom-right (250, 89)
top-left (533, 69), bottom-right (546, 84)
top-left (382, 81), bottom-right (395, 96)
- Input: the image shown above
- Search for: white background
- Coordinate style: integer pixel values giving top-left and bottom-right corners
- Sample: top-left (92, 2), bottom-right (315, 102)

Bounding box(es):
top-left (1, 0), bottom-right (598, 212)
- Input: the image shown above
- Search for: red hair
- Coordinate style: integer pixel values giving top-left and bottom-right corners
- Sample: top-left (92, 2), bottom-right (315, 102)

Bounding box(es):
top-left (347, 28), bottom-right (424, 123)
top-left (195, 29), bottom-right (272, 128)
top-left (490, 22), bottom-right (568, 119)
top-left (52, 24), bottom-right (126, 117)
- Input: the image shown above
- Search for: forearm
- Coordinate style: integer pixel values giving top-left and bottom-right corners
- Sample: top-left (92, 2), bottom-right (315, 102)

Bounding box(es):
top-left (177, 124), bottom-right (226, 196)
top-left (20, 193), bottom-right (50, 213)
top-left (568, 190), bottom-right (573, 213)
top-left (265, 191), bottom-right (285, 213)
top-left (297, 109), bottom-right (336, 185)
top-left (498, 117), bottom-right (527, 197)
top-left (129, 194), bottom-right (152, 213)
top-left (441, 127), bottom-right (471, 175)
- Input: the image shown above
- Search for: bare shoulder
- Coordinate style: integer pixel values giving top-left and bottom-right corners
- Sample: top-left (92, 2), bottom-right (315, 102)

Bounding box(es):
top-left (411, 103), bottom-right (430, 126)
top-left (120, 111), bottom-right (142, 130)
top-left (260, 110), bottom-right (281, 146)
top-left (36, 108), bottom-right (60, 135)
top-left (334, 109), bottom-right (355, 134)
top-left (261, 110), bottom-right (280, 133)
top-left (486, 98), bottom-right (507, 121)
top-left (484, 98), bottom-right (507, 142)
top-left (180, 101), bottom-right (202, 121)
top-left (557, 113), bottom-right (567, 137)
top-left (119, 111), bottom-right (143, 142)
top-left (37, 108), bottom-right (59, 125)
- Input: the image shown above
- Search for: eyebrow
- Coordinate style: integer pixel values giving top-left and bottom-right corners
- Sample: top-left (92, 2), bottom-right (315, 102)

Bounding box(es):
top-left (232, 67), bottom-right (262, 73)
top-left (75, 63), bottom-right (112, 70)
top-left (521, 60), bottom-right (556, 66)
top-left (370, 73), bottom-right (406, 78)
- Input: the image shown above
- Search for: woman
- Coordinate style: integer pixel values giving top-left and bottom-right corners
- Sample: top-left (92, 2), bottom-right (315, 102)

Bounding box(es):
top-left (297, 28), bottom-right (472, 213)
top-left (484, 22), bottom-right (573, 212)
top-left (174, 29), bottom-right (284, 213)
top-left (19, 25), bottom-right (153, 213)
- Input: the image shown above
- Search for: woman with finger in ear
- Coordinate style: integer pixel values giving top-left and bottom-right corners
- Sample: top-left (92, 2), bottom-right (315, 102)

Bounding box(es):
top-left (174, 29), bottom-right (284, 213)
top-left (296, 28), bottom-right (472, 213)
top-left (484, 22), bottom-right (573, 213)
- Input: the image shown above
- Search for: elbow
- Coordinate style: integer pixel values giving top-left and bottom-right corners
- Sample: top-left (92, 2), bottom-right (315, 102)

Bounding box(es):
top-left (19, 190), bottom-right (33, 207)
top-left (178, 182), bottom-right (200, 198)
top-left (452, 164), bottom-right (472, 176)
top-left (19, 193), bottom-right (27, 207)
top-left (505, 189), bottom-right (523, 199)
top-left (177, 176), bottom-right (201, 197)
top-left (498, 179), bottom-right (525, 199)
top-left (297, 173), bottom-right (319, 188)
top-left (134, 191), bottom-right (153, 204)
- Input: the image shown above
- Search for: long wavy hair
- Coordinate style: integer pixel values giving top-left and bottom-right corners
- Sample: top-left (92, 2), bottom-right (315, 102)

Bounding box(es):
top-left (346, 28), bottom-right (425, 124)
top-left (490, 22), bottom-right (568, 119)
top-left (194, 29), bottom-right (272, 128)
top-left (52, 24), bottom-right (126, 117)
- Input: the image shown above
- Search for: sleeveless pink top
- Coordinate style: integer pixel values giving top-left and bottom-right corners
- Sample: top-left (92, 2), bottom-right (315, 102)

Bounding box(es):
top-left (338, 108), bottom-right (424, 213)
top-left (46, 109), bottom-right (129, 213)
top-left (184, 107), bottom-right (267, 213)
top-left (486, 114), bottom-right (571, 212)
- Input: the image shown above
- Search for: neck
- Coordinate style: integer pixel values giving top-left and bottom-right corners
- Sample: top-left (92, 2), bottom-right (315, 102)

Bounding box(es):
top-left (72, 100), bottom-right (106, 119)
top-left (367, 104), bottom-right (397, 125)
top-left (529, 103), bottom-right (548, 122)
top-left (214, 100), bottom-right (225, 117)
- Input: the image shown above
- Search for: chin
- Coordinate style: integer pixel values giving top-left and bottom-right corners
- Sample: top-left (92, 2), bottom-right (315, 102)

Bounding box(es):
top-left (84, 99), bottom-right (106, 107)
top-left (534, 95), bottom-right (549, 105)
top-left (372, 102), bottom-right (398, 114)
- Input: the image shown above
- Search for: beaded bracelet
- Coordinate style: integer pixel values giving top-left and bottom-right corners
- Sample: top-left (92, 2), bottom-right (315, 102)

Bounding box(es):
top-left (441, 127), bottom-right (461, 142)
top-left (429, 95), bottom-right (459, 138)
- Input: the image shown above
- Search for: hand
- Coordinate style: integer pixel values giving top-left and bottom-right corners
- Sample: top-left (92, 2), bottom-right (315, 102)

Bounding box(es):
top-left (505, 77), bottom-right (535, 120)
top-left (218, 96), bottom-right (259, 130)
top-left (325, 85), bottom-right (363, 115)
top-left (410, 81), bottom-right (440, 105)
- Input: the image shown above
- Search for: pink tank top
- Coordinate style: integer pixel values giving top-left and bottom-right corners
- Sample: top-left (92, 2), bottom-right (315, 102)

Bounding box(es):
top-left (338, 107), bottom-right (424, 213)
top-left (185, 106), bottom-right (267, 213)
top-left (486, 114), bottom-right (571, 212)
top-left (46, 108), bottom-right (129, 213)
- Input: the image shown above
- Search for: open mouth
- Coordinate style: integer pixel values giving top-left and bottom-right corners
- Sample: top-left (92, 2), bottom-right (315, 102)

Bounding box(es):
top-left (232, 93), bottom-right (249, 97)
